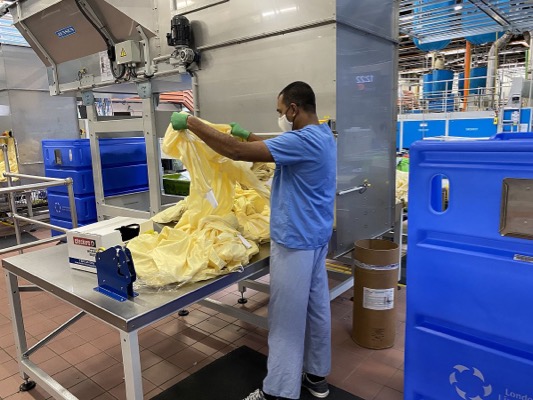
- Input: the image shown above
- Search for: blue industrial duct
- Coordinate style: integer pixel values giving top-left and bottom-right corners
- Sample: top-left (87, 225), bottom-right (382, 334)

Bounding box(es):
top-left (466, 32), bottom-right (504, 45)
top-left (412, 0), bottom-right (454, 51)
top-left (463, 1), bottom-right (507, 45)
top-left (413, 37), bottom-right (450, 52)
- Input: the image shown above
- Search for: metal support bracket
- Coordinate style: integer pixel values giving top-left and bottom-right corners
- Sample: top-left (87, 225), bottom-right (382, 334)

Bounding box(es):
top-left (137, 25), bottom-right (155, 77)
top-left (137, 81), bottom-right (153, 99)
top-left (80, 74), bottom-right (95, 88)
top-left (81, 91), bottom-right (95, 106)
top-left (199, 298), bottom-right (269, 330)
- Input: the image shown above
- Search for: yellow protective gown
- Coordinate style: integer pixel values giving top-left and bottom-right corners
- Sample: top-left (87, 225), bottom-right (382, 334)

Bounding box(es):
top-left (128, 121), bottom-right (270, 287)
top-left (0, 137), bottom-right (18, 182)
top-left (233, 184), bottom-right (270, 243)
top-left (396, 170), bottom-right (409, 207)
top-left (251, 162), bottom-right (276, 182)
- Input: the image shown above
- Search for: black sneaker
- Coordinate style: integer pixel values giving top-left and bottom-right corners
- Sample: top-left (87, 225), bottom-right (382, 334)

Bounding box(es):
top-left (242, 389), bottom-right (269, 400)
top-left (302, 373), bottom-right (330, 398)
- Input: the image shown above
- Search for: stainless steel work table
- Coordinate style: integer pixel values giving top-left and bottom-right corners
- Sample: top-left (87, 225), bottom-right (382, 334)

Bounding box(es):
top-left (2, 243), bottom-right (270, 400)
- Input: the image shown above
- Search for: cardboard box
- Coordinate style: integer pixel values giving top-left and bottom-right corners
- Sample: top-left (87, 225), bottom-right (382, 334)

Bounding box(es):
top-left (67, 217), bottom-right (153, 273)
top-left (352, 239), bottom-right (399, 349)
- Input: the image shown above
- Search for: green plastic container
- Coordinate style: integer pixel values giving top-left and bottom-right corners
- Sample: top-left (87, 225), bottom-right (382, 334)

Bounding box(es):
top-left (162, 173), bottom-right (190, 196)
top-left (397, 157), bottom-right (410, 172)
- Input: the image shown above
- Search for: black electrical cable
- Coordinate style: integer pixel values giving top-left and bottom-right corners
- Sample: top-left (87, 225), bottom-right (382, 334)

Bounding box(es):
top-left (73, 0), bottom-right (126, 79)
top-left (111, 62), bottom-right (127, 80)
top-left (74, 0), bottom-right (111, 49)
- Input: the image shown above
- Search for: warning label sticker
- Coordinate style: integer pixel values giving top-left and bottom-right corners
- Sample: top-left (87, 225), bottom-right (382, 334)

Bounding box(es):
top-left (363, 287), bottom-right (395, 310)
top-left (99, 51), bottom-right (113, 82)
top-left (120, 48), bottom-right (127, 57)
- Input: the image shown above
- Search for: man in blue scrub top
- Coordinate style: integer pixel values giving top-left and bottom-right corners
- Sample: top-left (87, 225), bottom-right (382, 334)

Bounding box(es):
top-left (171, 81), bottom-right (337, 400)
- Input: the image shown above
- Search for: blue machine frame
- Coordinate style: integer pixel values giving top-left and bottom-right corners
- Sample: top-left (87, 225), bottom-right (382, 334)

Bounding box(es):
top-left (396, 111), bottom-right (507, 150)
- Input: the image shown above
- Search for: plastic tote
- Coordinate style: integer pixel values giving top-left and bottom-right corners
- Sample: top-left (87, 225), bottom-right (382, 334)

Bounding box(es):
top-left (352, 239), bottom-right (399, 349)
top-left (405, 133), bottom-right (533, 399)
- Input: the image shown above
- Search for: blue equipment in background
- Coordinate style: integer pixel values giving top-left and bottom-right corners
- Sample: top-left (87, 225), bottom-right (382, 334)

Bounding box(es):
top-left (405, 134), bottom-right (533, 399)
top-left (42, 138), bottom-right (149, 235)
top-left (422, 69), bottom-right (454, 112)
top-left (396, 113), bottom-right (501, 150)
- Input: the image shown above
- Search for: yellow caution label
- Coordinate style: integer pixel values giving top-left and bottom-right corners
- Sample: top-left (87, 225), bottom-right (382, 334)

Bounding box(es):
top-left (120, 48), bottom-right (127, 58)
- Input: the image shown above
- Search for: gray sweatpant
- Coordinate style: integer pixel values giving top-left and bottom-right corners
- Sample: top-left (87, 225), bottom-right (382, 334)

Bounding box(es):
top-left (263, 240), bottom-right (332, 399)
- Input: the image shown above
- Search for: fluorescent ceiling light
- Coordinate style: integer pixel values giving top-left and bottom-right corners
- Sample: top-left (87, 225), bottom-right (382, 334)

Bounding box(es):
top-left (279, 6), bottom-right (297, 13)
top-left (440, 48), bottom-right (467, 55)
top-left (262, 6), bottom-right (297, 18)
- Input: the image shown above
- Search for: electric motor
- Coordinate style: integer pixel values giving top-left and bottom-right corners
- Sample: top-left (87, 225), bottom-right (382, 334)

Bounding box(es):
top-left (167, 15), bottom-right (191, 48)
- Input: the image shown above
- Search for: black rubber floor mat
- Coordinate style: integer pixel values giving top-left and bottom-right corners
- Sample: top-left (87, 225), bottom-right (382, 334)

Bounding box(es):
top-left (152, 346), bottom-right (364, 400)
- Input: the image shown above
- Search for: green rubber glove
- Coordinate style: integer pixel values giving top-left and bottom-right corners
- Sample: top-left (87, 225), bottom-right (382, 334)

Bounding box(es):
top-left (229, 122), bottom-right (251, 140)
top-left (171, 112), bottom-right (190, 131)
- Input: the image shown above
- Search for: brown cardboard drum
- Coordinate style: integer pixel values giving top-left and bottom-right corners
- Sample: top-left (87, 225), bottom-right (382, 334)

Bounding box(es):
top-left (352, 239), bottom-right (399, 349)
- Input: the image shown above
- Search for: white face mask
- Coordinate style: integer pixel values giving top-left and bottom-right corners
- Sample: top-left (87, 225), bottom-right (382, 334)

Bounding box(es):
top-left (278, 113), bottom-right (293, 132)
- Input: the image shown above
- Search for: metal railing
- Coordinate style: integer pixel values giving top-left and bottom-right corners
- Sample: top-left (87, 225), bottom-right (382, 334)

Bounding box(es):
top-left (398, 74), bottom-right (516, 115)
top-left (0, 144), bottom-right (78, 256)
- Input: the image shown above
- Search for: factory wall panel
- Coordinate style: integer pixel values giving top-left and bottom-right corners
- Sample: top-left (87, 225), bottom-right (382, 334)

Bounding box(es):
top-left (9, 90), bottom-right (78, 176)
top-left (0, 45), bottom-right (78, 178)
top-left (163, 0), bottom-right (336, 49)
top-left (0, 45), bottom-right (48, 90)
top-left (196, 24), bottom-right (336, 131)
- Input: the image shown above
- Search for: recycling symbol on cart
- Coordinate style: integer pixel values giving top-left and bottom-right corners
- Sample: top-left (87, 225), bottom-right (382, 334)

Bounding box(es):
top-left (449, 365), bottom-right (492, 400)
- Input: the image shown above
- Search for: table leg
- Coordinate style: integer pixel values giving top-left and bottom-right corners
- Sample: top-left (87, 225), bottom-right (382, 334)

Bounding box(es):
top-left (5, 271), bottom-right (32, 386)
top-left (120, 330), bottom-right (143, 400)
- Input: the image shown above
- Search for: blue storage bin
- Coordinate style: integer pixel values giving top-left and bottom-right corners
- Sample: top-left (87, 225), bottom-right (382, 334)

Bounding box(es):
top-left (45, 167), bottom-right (94, 195)
top-left (405, 135), bottom-right (533, 400)
top-left (49, 217), bottom-right (94, 237)
top-left (45, 164), bottom-right (148, 197)
top-left (99, 138), bottom-right (147, 167)
top-left (42, 139), bottom-right (91, 169)
top-left (102, 164), bottom-right (149, 196)
top-left (47, 192), bottom-right (97, 223)
top-left (42, 138), bottom-right (146, 169)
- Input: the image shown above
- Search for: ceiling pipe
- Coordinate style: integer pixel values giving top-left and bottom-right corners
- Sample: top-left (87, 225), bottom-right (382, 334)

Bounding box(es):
top-left (525, 31), bottom-right (533, 80)
top-left (487, 31), bottom-right (513, 106)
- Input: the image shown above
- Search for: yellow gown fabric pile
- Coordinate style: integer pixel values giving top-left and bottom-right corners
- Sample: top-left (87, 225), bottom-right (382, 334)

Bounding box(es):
top-left (396, 170), bottom-right (409, 207)
top-left (0, 137), bottom-right (19, 182)
top-left (127, 121), bottom-right (271, 287)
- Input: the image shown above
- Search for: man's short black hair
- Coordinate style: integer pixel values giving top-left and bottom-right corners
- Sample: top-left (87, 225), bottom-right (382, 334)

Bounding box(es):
top-left (279, 81), bottom-right (317, 113)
